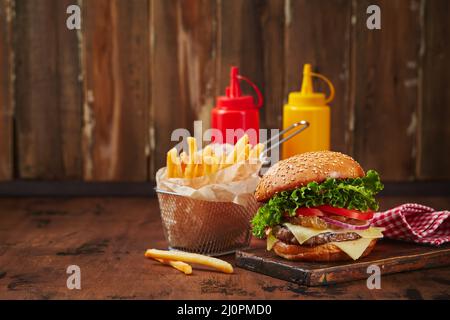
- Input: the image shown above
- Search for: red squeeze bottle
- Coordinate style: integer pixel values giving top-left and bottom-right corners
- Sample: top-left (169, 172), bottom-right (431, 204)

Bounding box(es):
top-left (211, 66), bottom-right (263, 145)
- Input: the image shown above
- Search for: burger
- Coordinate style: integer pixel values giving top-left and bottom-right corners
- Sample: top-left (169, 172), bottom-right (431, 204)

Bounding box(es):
top-left (251, 151), bottom-right (384, 261)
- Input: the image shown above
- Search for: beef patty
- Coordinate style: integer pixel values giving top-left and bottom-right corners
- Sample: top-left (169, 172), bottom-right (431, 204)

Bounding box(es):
top-left (272, 225), bottom-right (361, 247)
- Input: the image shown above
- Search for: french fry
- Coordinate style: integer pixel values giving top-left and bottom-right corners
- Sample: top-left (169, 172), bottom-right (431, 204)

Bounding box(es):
top-left (168, 135), bottom-right (258, 178)
top-left (202, 145), bottom-right (212, 158)
top-left (166, 149), bottom-right (175, 178)
top-left (187, 137), bottom-right (198, 163)
top-left (210, 143), bottom-right (224, 159)
top-left (235, 134), bottom-right (248, 157)
top-left (225, 146), bottom-right (236, 165)
top-left (178, 151), bottom-right (188, 177)
top-left (237, 144), bottom-right (251, 162)
top-left (193, 163), bottom-right (204, 177)
top-left (201, 145), bottom-right (213, 176)
top-left (184, 163), bottom-right (194, 179)
top-left (219, 151), bottom-right (227, 169)
top-left (203, 155), bottom-right (211, 176)
top-left (227, 134), bottom-right (248, 165)
top-left (175, 157), bottom-right (183, 177)
top-left (153, 258), bottom-right (192, 275)
top-left (210, 155), bottom-right (219, 174)
top-left (180, 151), bottom-right (189, 164)
top-left (203, 155), bottom-right (219, 175)
top-left (184, 137), bottom-right (199, 178)
top-left (145, 249), bottom-right (234, 274)
top-left (167, 148), bottom-right (183, 178)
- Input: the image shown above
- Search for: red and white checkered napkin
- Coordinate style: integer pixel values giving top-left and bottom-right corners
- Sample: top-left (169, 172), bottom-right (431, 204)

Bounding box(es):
top-left (372, 203), bottom-right (450, 246)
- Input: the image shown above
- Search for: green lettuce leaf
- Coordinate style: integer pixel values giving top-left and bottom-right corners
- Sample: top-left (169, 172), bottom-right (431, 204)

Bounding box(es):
top-left (251, 170), bottom-right (384, 238)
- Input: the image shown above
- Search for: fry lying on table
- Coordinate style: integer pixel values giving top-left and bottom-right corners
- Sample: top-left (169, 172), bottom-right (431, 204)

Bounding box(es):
top-left (145, 249), bottom-right (233, 275)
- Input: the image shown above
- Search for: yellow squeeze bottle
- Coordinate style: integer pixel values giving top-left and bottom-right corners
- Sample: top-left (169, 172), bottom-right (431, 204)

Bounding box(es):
top-left (282, 64), bottom-right (335, 159)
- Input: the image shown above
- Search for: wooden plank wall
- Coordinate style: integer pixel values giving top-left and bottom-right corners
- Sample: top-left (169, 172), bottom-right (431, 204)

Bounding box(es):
top-left (0, 0), bottom-right (13, 180)
top-left (0, 0), bottom-right (448, 183)
top-left (14, 0), bottom-right (82, 179)
top-left (82, 0), bottom-right (149, 181)
top-left (285, 0), bottom-right (352, 155)
top-left (352, 0), bottom-right (421, 180)
top-left (419, 0), bottom-right (450, 180)
top-left (151, 0), bottom-right (216, 177)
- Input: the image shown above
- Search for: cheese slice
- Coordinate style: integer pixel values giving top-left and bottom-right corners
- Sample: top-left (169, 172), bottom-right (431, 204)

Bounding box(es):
top-left (266, 233), bottom-right (278, 251)
top-left (283, 223), bottom-right (326, 244)
top-left (331, 238), bottom-right (374, 260)
top-left (352, 227), bottom-right (385, 239)
top-left (284, 223), bottom-right (384, 245)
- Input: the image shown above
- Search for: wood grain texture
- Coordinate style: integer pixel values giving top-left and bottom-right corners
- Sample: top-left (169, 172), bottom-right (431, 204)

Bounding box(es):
top-left (151, 0), bottom-right (188, 175)
top-left (237, 240), bottom-right (450, 286)
top-left (177, 0), bottom-right (217, 127)
top-left (56, 0), bottom-right (83, 179)
top-left (216, 0), bottom-right (264, 116)
top-left (261, 0), bottom-right (285, 130)
top-left (82, 0), bottom-right (150, 181)
top-left (285, 0), bottom-right (352, 154)
top-left (0, 197), bottom-right (449, 299)
top-left (2, 1), bottom-right (450, 183)
top-left (418, 0), bottom-right (450, 180)
top-left (352, 0), bottom-right (421, 181)
top-left (150, 0), bottom-right (216, 176)
top-left (15, 0), bottom-right (82, 180)
top-left (0, 0), bottom-right (13, 180)
top-left (16, 0), bottom-right (56, 179)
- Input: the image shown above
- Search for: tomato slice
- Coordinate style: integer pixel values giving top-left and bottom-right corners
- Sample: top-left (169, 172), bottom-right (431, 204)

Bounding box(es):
top-left (296, 207), bottom-right (324, 217)
top-left (316, 205), bottom-right (374, 220)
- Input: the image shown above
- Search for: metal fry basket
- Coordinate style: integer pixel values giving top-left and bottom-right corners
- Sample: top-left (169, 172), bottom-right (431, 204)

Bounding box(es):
top-left (156, 189), bottom-right (260, 256)
top-left (156, 121), bottom-right (309, 256)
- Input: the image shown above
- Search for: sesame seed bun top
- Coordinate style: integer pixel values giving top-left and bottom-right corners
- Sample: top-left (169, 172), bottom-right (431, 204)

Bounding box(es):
top-left (254, 151), bottom-right (365, 202)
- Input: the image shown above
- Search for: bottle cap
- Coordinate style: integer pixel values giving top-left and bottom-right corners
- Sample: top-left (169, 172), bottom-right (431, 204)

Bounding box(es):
top-left (288, 64), bottom-right (335, 107)
top-left (216, 67), bottom-right (262, 109)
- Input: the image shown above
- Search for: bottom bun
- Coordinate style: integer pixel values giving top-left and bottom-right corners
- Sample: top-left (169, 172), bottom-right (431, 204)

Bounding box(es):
top-left (273, 239), bottom-right (377, 262)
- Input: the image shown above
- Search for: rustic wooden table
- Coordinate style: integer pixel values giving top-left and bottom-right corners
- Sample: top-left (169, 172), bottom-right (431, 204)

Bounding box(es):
top-left (0, 196), bottom-right (449, 300)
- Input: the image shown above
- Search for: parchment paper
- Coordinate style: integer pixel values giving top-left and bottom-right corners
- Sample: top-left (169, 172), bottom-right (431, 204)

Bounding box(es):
top-left (155, 161), bottom-right (262, 206)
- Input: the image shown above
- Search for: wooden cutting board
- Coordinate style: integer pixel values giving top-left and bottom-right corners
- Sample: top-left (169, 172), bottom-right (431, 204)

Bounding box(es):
top-left (235, 239), bottom-right (450, 286)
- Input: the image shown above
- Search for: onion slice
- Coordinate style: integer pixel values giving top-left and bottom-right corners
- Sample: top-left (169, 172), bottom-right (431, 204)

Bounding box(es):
top-left (321, 216), bottom-right (371, 230)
